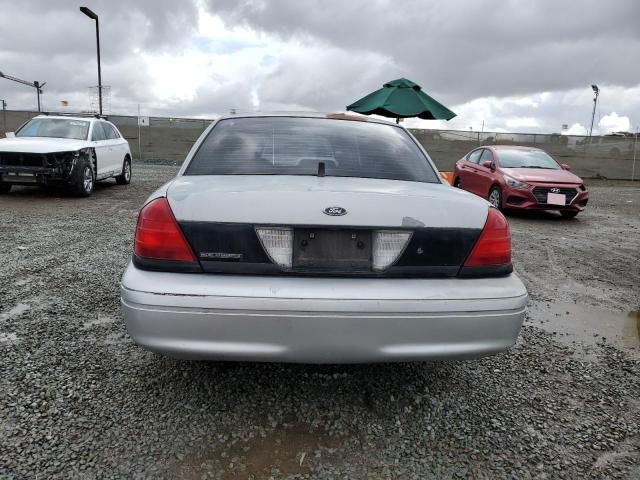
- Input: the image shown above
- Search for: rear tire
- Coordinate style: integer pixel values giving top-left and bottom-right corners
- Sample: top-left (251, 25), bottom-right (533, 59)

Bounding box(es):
top-left (560, 210), bottom-right (579, 219)
top-left (453, 177), bottom-right (462, 188)
top-left (488, 186), bottom-right (502, 210)
top-left (0, 183), bottom-right (11, 194)
top-left (69, 158), bottom-right (95, 197)
top-left (115, 157), bottom-right (131, 185)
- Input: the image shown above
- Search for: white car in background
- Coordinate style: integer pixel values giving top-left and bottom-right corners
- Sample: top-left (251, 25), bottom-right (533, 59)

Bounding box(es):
top-left (121, 113), bottom-right (528, 364)
top-left (0, 115), bottom-right (132, 196)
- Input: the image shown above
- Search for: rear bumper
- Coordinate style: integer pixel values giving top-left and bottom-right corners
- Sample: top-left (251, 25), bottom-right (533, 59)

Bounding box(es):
top-left (120, 262), bottom-right (528, 363)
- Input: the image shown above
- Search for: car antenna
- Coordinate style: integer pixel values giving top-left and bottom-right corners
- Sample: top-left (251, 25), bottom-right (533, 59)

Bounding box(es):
top-left (317, 161), bottom-right (325, 177)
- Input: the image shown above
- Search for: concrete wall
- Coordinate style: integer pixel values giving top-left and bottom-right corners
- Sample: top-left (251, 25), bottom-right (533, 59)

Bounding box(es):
top-left (2, 110), bottom-right (638, 179)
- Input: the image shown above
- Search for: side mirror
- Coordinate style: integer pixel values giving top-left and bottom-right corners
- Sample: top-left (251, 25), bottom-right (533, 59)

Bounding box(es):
top-left (5, 132), bottom-right (15, 138)
top-left (482, 160), bottom-right (495, 170)
top-left (561, 163), bottom-right (571, 170)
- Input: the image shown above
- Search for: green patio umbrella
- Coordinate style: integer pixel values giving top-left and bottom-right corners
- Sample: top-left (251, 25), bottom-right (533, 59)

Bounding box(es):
top-left (346, 78), bottom-right (456, 123)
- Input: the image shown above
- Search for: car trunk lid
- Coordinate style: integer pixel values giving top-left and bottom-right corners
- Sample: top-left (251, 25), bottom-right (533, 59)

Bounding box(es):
top-left (160, 176), bottom-right (492, 277)
top-left (167, 175), bottom-right (487, 228)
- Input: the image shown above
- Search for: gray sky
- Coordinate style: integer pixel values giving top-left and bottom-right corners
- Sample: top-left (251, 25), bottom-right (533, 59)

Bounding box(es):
top-left (1, 0), bottom-right (638, 134)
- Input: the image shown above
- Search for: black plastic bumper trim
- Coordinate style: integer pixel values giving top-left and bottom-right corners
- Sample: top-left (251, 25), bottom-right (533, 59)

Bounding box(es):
top-left (132, 254), bottom-right (203, 273)
top-left (457, 264), bottom-right (513, 278)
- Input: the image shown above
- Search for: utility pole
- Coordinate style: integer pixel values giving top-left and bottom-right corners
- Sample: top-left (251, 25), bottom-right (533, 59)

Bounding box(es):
top-left (1, 99), bottom-right (6, 133)
top-left (34, 81), bottom-right (41, 111)
top-left (588, 84), bottom-right (599, 139)
top-left (0, 71), bottom-right (46, 112)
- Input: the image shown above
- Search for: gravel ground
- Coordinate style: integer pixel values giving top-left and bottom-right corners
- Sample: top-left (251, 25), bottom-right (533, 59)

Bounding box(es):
top-left (1, 165), bottom-right (639, 479)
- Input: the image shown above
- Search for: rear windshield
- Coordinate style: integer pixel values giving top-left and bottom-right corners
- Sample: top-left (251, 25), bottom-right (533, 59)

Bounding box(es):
top-left (185, 117), bottom-right (439, 183)
top-left (497, 149), bottom-right (561, 169)
top-left (16, 118), bottom-right (90, 141)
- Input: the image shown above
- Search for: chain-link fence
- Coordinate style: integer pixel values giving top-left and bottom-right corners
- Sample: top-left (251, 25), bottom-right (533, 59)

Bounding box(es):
top-left (2, 110), bottom-right (34, 133)
top-left (109, 115), bottom-right (211, 163)
top-left (2, 110), bottom-right (638, 179)
top-left (1, 111), bottom-right (213, 165)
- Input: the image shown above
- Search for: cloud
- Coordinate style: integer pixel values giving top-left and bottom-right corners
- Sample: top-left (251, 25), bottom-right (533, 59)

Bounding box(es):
top-left (563, 123), bottom-right (588, 136)
top-left (0, 0), bottom-right (198, 56)
top-left (0, 0), bottom-right (638, 136)
top-left (0, 0), bottom-right (198, 112)
top-left (598, 112), bottom-right (631, 133)
top-left (206, 0), bottom-right (640, 102)
top-left (413, 85), bottom-right (640, 135)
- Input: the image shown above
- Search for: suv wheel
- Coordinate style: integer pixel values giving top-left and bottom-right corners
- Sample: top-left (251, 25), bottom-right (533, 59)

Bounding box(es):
top-left (70, 158), bottom-right (95, 197)
top-left (488, 186), bottom-right (502, 210)
top-left (115, 157), bottom-right (131, 185)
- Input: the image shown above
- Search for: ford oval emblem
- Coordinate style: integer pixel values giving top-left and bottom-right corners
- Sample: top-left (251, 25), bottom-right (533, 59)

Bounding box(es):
top-left (323, 206), bottom-right (347, 216)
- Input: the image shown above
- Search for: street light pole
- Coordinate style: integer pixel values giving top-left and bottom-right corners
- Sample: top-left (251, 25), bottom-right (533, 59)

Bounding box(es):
top-left (80, 7), bottom-right (102, 116)
top-left (588, 84), bottom-right (599, 139)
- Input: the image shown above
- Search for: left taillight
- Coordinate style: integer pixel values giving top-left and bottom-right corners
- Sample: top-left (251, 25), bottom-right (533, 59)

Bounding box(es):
top-left (134, 197), bottom-right (197, 262)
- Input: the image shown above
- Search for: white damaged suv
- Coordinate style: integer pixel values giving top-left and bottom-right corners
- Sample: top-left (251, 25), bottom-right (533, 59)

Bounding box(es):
top-left (0, 115), bottom-right (132, 196)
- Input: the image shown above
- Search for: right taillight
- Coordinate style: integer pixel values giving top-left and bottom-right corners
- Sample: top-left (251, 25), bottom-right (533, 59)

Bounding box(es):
top-left (464, 207), bottom-right (511, 267)
top-left (134, 197), bottom-right (197, 262)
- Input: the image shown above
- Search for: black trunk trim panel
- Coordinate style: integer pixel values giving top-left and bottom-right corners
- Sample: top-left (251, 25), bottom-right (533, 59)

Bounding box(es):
top-left (395, 228), bottom-right (481, 267)
top-left (180, 222), bottom-right (271, 264)
top-left (169, 222), bottom-right (499, 277)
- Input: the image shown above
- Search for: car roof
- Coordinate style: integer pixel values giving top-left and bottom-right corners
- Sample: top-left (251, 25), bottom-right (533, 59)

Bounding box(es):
top-left (215, 111), bottom-right (399, 127)
top-left (32, 115), bottom-right (106, 123)
top-left (488, 145), bottom-right (543, 152)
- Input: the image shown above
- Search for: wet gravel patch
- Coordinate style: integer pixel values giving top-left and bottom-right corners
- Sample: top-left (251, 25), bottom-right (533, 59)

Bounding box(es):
top-left (1, 165), bottom-right (639, 479)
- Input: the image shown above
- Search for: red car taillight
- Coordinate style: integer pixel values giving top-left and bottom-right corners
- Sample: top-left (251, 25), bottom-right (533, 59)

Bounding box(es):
top-left (464, 207), bottom-right (511, 266)
top-left (134, 198), bottom-right (196, 262)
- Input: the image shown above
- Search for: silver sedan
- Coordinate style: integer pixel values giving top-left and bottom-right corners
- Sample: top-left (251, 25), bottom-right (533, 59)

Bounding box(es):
top-left (120, 113), bottom-right (527, 363)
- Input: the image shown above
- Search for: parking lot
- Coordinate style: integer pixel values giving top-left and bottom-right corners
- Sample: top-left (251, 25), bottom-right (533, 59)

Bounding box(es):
top-left (1, 164), bottom-right (638, 479)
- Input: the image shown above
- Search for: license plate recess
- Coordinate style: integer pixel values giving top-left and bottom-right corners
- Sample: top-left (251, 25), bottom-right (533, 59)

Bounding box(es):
top-left (292, 229), bottom-right (372, 272)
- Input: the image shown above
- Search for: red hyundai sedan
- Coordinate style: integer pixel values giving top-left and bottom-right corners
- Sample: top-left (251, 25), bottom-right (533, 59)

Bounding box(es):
top-left (453, 146), bottom-right (589, 218)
